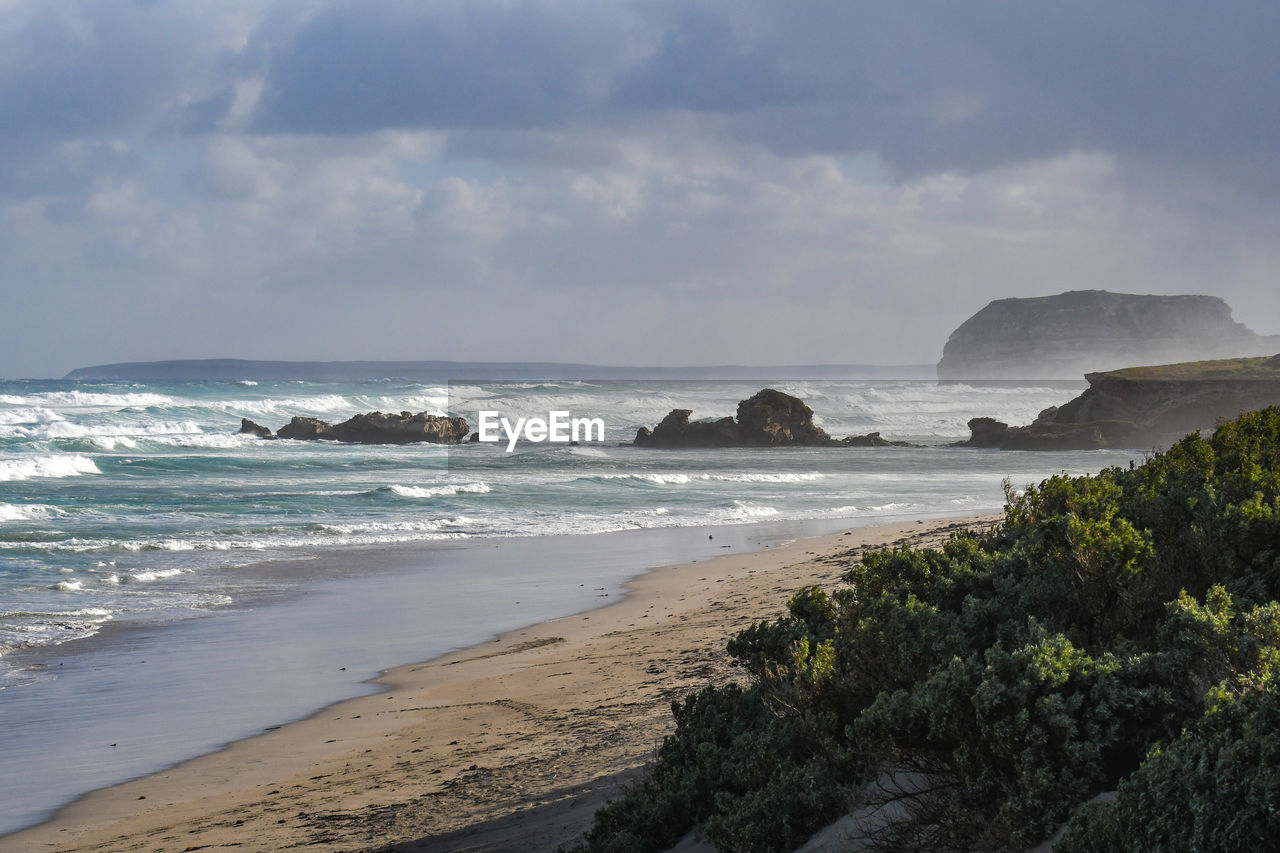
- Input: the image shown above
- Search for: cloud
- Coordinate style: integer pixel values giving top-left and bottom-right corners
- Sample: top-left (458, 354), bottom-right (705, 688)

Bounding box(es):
top-left (1, 0), bottom-right (1279, 378)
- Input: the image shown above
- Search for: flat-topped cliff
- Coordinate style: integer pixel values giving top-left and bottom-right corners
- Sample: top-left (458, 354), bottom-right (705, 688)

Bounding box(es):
top-left (938, 290), bottom-right (1280, 380)
top-left (957, 354), bottom-right (1280, 449)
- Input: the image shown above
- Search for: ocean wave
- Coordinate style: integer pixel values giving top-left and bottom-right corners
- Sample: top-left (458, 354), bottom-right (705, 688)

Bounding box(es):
top-left (0, 391), bottom-right (176, 409)
top-left (145, 434), bottom-right (251, 449)
top-left (120, 568), bottom-right (187, 583)
top-left (597, 473), bottom-right (693, 486)
top-left (566, 446), bottom-right (609, 458)
top-left (593, 471), bottom-right (824, 486)
top-left (384, 482), bottom-right (491, 499)
top-left (0, 607), bottom-right (112, 620)
top-left (3, 419), bottom-right (203, 441)
top-left (0, 455), bottom-right (100, 482)
top-left (713, 501), bottom-right (781, 521)
top-left (701, 472), bottom-right (825, 483)
top-left (207, 395), bottom-right (352, 415)
top-left (0, 503), bottom-right (66, 522)
top-left (0, 406), bottom-right (64, 425)
top-left (827, 502), bottom-right (914, 514)
top-left (50, 580), bottom-right (84, 592)
top-left (315, 516), bottom-right (475, 535)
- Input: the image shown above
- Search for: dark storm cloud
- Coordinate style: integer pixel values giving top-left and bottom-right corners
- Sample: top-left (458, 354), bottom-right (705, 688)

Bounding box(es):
top-left (249, 0), bottom-right (1280, 186)
top-left (252, 2), bottom-right (620, 134)
top-left (2, 0), bottom-right (1279, 378)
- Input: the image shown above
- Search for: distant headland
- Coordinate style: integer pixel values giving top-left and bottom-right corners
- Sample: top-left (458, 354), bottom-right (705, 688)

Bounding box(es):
top-left (938, 290), bottom-right (1280, 380)
top-left (62, 359), bottom-right (935, 382)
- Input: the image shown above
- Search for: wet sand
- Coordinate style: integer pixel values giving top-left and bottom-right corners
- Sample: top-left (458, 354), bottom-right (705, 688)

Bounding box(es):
top-left (5, 514), bottom-right (997, 853)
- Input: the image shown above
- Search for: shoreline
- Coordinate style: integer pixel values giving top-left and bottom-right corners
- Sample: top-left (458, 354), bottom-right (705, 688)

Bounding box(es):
top-left (3, 516), bottom-right (883, 836)
top-left (4, 512), bottom-right (999, 853)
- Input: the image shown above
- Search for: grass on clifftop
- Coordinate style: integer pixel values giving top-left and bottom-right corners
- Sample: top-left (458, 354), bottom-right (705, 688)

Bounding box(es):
top-left (1095, 352), bottom-right (1280, 382)
top-left (572, 406), bottom-right (1280, 853)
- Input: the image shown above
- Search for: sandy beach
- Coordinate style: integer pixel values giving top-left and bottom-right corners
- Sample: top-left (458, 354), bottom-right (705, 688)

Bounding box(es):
top-left (4, 514), bottom-right (998, 853)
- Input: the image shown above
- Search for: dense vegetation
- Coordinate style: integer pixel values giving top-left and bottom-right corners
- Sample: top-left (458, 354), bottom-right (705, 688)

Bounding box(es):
top-left (574, 407), bottom-right (1280, 852)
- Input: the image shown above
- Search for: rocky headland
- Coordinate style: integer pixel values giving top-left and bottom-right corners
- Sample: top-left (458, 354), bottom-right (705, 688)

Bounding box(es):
top-left (634, 388), bottom-right (916, 448)
top-left (239, 411), bottom-right (469, 444)
top-left (956, 354), bottom-right (1280, 450)
top-left (938, 290), bottom-right (1280, 380)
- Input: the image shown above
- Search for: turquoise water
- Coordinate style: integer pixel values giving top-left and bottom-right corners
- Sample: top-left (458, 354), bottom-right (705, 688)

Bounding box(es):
top-left (0, 376), bottom-right (1149, 834)
top-left (0, 377), bottom-right (1138, 685)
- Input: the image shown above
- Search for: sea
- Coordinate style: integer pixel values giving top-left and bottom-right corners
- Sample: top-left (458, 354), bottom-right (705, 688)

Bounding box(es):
top-left (0, 377), bottom-right (1142, 834)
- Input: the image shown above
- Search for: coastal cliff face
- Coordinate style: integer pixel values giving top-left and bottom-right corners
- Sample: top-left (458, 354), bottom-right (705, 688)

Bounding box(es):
top-left (957, 354), bottom-right (1280, 449)
top-left (938, 290), bottom-right (1280, 380)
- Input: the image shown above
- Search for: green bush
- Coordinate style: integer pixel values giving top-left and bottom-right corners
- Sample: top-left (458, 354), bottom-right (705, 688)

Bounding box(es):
top-left (573, 407), bottom-right (1280, 853)
top-left (1059, 680), bottom-right (1280, 852)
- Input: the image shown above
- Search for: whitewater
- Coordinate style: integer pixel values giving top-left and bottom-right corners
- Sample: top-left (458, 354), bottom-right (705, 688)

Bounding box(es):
top-left (0, 376), bottom-right (1142, 833)
top-left (0, 377), bottom-right (1142, 675)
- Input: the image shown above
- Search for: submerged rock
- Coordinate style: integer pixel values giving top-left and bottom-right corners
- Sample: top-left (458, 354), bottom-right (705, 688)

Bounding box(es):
top-left (839, 431), bottom-right (919, 448)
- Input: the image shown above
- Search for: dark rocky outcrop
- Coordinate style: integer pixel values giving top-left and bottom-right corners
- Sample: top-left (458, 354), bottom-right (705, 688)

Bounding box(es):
top-left (635, 389), bottom-right (833, 448)
top-left (330, 411), bottom-right (470, 444)
top-left (954, 416), bottom-right (1142, 451)
top-left (277, 416), bottom-right (334, 441)
top-left (238, 418), bottom-right (275, 439)
top-left (839, 431), bottom-right (919, 448)
top-left (634, 410), bottom-right (743, 448)
top-left (938, 290), bottom-right (1280, 380)
top-left (275, 412), bottom-right (469, 444)
top-left (633, 389), bottom-right (916, 448)
top-left (956, 354), bottom-right (1280, 449)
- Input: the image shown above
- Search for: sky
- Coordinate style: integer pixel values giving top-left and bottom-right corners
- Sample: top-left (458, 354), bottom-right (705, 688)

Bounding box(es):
top-left (1, 0), bottom-right (1278, 378)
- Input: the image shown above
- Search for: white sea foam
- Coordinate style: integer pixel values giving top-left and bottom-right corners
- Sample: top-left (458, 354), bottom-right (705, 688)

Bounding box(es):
top-left (211, 395), bottom-right (352, 415)
top-left (84, 436), bottom-right (140, 451)
top-left (597, 471), bottom-right (822, 486)
top-left (146, 434), bottom-right (249, 449)
top-left (123, 568), bottom-right (186, 583)
top-left (714, 501), bottom-right (781, 521)
top-left (0, 503), bottom-right (65, 522)
top-left (700, 472), bottom-right (825, 483)
top-left (0, 406), bottom-right (63, 425)
top-left (317, 516), bottom-right (474, 535)
top-left (0, 455), bottom-right (100, 482)
top-left (8, 419), bottom-right (203, 441)
top-left (599, 473), bottom-right (693, 485)
top-left (386, 483), bottom-right (491, 499)
top-left (828, 502), bottom-right (913, 514)
top-left (0, 391), bottom-right (176, 409)
top-left (50, 580), bottom-right (84, 592)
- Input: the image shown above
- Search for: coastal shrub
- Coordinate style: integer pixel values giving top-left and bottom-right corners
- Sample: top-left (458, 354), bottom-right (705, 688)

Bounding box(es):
top-left (1058, 680), bottom-right (1280, 852)
top-left (573, 407), bottom-right (1280, 853)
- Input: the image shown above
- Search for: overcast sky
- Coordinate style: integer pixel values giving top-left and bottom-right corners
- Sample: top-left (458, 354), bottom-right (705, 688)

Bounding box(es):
top-left (1, 0), bottom-right (1278, 377)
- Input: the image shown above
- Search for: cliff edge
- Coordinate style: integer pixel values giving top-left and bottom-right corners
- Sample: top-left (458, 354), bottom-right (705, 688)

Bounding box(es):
top-left (956, 354), bottom-right (1280, 449)
top-left (938, 290), bottom-right (1280, 380)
